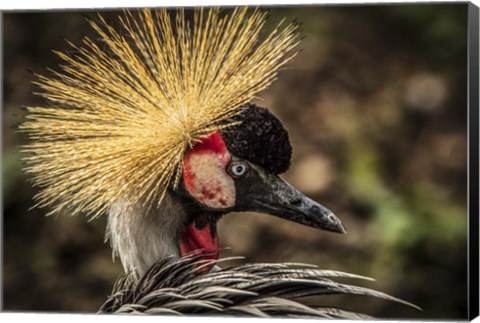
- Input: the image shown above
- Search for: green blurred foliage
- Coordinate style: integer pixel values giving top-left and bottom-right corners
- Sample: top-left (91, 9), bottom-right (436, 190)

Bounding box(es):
top-left (3, 4), bottom-right (468, 318)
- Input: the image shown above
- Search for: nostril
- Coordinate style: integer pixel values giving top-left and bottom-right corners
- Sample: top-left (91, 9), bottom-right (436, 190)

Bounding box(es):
top-left (290, 198), bottom-right (302, 207)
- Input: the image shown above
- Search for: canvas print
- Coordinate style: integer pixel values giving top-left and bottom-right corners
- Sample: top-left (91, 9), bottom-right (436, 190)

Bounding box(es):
top-left (3, 4), bottom-right (472, 319)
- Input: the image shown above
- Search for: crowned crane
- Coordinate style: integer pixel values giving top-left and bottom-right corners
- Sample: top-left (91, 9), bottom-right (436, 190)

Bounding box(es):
top-left (20, 7), bottom-right (418, 317)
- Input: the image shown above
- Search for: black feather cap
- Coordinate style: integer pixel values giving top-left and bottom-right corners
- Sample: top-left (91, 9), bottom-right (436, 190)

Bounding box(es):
top-left (221, 103), bottom-right (292, 175)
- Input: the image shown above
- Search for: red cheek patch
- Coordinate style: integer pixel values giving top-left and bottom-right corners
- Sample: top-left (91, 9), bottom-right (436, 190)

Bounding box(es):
top-left (183, 131), bottom-right (235, 209)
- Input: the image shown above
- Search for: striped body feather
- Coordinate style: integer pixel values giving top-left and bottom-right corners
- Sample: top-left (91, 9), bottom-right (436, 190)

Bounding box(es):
top-left (99, 252), bottom-right (420, 317)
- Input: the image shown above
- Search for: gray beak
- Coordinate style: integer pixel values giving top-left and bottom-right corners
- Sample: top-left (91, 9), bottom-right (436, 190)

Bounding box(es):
top-left (234, 164), bottom-right (346, 234)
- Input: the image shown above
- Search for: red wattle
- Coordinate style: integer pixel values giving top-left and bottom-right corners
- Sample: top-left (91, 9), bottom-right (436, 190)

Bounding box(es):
top-left (179, 223), bottom-right (220, 271)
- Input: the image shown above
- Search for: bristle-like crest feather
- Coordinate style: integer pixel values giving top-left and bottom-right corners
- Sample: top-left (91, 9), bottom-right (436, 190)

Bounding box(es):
top-left (20, 8), bottom-right (300, 217)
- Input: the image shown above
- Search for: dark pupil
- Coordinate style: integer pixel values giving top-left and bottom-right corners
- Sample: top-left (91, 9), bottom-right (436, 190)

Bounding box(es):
top-left (235, 165), bottom-right (244, 174)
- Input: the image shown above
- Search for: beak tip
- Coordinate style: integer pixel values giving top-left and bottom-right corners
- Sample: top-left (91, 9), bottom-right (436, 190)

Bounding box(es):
top-left (330, 222), bottom-right (346, 234)
top-left (325, 212), bottom-right (346, 234)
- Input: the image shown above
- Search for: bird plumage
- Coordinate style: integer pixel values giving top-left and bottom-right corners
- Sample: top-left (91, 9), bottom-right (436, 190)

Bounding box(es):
top-left (98, 252), bottom-right (419, 317)
top-left (20, 8), bottom-right (300, 218)
top-left (220, 103), bottom-right (293, 175)
top-left (106, 190), bottom-right (191, 276)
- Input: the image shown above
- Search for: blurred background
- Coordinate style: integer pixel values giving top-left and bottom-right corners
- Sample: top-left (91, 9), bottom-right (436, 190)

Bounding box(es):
top-left (3, 4), bottom-right (468, 319)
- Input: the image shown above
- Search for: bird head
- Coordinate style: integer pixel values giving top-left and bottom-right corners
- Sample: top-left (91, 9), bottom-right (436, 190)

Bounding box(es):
top-left (177, 104), bottom-right (345, 263)
top-left (21, 8), bottom-right (344, 275)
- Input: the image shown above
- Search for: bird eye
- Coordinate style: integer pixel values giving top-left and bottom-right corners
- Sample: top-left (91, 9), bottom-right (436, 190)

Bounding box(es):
top-left (228, 161), bottom-right (248, 178)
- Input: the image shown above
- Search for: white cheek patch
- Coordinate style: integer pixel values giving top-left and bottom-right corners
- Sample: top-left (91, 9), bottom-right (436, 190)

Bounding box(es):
top-left (184, 152), bottom-right (236, 209)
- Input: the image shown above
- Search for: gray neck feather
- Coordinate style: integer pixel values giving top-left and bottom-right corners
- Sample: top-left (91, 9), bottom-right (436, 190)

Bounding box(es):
top-left (106, 191), bottom-right (189, 278)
